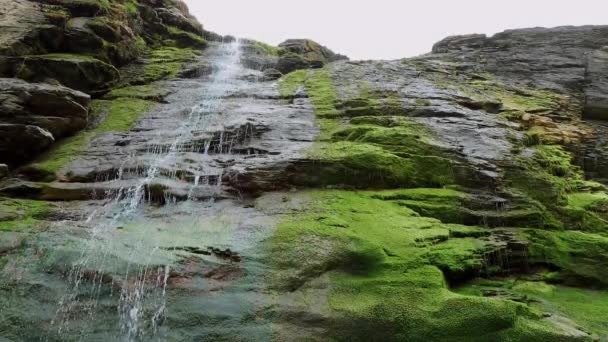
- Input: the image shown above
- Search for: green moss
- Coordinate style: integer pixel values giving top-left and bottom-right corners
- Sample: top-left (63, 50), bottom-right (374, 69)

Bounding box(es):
top-left (508, 144), bottom-right (585, 209)
top-left (105, 84), bottom-right (167, 102)
top-left (124, 0), bottom-right (138, 14)
top-left (305, 142), bottom-right (454, 188)
top-left (24, 45), bottom-right (194, 177)
top-left (95, 98), bottom-right (153, 131)
top-left (252, 41), bottom-right (284, 56)
top-left (567, 192), bottom-right (608, 209)
top-left (512, 281), bottom-right (608, 339)
top-left (27, 132), bottom-right (94, 177)
top-left (305, 69), bottom-right (340, 117)
top-left (278, 69), bottom-right (307, 97)
top-left (167, 26), bottom-right (207, 49)
top-left (0, 198), bottom-right (55, 231)
top-left (28, 98), bottom-right (153, 175)
top-left (142, 47), bottom-right (197, 82)
top-left (457, 278), bottom-right (608, 340)
top-left (526, 229), bottom-right (608, 287)
top-left (267, 190), bottom-right (578, 340)
top-left (34, 53), bottom-right (101, 62)
top-left (278, 69), bottom-right (339, 116)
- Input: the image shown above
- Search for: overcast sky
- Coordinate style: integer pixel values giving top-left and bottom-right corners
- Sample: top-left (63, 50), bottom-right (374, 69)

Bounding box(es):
top-left (184, 0), bottom-right (608, 60)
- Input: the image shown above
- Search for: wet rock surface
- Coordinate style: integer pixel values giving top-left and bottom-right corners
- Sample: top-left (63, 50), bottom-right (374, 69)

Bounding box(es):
top-left (0, 0), bottom-right (208, 165)
top-left (2, 24), bottom-right (608, 341)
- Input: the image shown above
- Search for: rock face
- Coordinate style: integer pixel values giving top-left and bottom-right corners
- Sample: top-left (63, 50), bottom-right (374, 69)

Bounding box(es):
top-left (2, 21), bottom-right (608, 342)
top-left (276, 39), bottom-right (348, 73)
top-left (431, 26), bottom-right (608, 92)
top-left (584, 46), bottom-right (608, 119)
top-left (0, 78), bottom-right (90, 164)
top-left (0, 0), bottom-right (208, 166)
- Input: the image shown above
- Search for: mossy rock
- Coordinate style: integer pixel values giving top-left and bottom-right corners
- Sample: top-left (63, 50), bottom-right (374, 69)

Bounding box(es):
top-left (526, 229), bottom-right (608, 288)
top-left (166, 26), bottom-right (207, 49)
top-left (266, 190), bottom-right (592, 340)
top-left (6, 54), bottom-right (120, 95)
top-left (37, 0), bottom-right (109, 17)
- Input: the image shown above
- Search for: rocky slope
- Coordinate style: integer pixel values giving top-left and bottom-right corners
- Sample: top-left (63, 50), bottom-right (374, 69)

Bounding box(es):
top-left (1, 4), bottom-right (608, 340)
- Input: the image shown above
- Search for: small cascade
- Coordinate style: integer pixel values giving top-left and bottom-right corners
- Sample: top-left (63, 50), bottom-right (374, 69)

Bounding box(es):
top-left (52, 41), bottom-right (244, 340)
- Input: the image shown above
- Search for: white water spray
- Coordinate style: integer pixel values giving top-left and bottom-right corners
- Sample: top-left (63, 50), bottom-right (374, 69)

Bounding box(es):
top-left (52, 41), bottom-right (243, 341)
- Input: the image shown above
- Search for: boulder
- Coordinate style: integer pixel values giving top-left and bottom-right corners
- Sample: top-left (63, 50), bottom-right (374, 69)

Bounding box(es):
top-left (276, 53), bottom-right (309, 74)
top-left (276, 39), bottom-right (348, 73)
top-left (86, 17), bottom-right (124, 43)
top-left (1, 54), bottom-right (120, 95)
top-left (0, 124), bottom-right (54, 165)
top-left (0, 0), bottom-right (64, 56)
top-left (262, 68), bottom-right (283, 81)
top-left (167, 27), bottom-right (207, 49)
top-left (0, 78), bottom-right (90, 165)
top-left (0, 78), bottom-right (90, 119)
top-left (62, 17), bottom-right (106, 55)
top-left (156, 7), bottom-right (203, 36)
top-left (203, 30), bottom-right (225, 42)
top-left (431, 34), bottom-right (488, 53)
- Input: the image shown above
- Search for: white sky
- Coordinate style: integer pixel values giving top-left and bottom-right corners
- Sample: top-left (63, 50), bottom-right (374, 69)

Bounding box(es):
top-left (184, 0), bottom-right (608, 60)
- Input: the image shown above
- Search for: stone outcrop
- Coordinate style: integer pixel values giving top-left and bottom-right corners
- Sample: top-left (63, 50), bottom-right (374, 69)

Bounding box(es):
top-left (0, 0), bottom-right (208, 166)
top-left (0, 78), bottom-right (90, 165)
top-left (276, 39), bottom-right (348, 73)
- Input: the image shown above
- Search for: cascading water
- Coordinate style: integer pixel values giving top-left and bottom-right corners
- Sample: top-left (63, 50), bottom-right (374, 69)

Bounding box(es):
top-left (52, 41), bottom-right (243, 341)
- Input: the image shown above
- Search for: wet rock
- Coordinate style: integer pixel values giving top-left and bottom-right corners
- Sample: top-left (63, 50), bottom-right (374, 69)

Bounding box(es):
top-left (178, 60), bottom-right (212, 78)
top-left (584, 46), bottom-right (608, 120)
top-left (0, 164), bottom-right (7, 180)
top-left (429, 26), bottom-right (608, 92)
top-left (0, 232), bottom-right (26, 254)
top-left (0, 77), bottom-right (90, 164)
top-left (0, 0), bottom-right (64, 56)
top-left (167, 26), bottom-right (207, 49)
top-left (276, 52), bottom-right (309, 74)
top-left (276, 39), bottom-right (348, 73)
top-left (262, 68), bottom-right (283, 81)
top-left (1, 54), bottom-right (120, 95)
top-left (208, 247), bottom-right (242, 263)
top-left (203, 29), bottom-right (225, 42)
top-left (0, 124), bottom-right (54, 166)
top-left (62, 17), bottom-right (105, 55)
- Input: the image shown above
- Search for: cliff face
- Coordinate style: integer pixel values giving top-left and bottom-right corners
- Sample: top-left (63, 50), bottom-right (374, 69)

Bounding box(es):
top-left (0, 0), bottom-right (207, 166)
top-left (1, 12), bottom-right (608, 341)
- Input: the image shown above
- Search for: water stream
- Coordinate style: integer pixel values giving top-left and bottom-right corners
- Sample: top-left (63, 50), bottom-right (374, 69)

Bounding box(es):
top-left (52, 41), bottom-right (244, 341)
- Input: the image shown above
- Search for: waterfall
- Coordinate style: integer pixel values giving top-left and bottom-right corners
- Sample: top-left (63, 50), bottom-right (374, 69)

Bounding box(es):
top-left (52, 41), bottom-right (243, 341)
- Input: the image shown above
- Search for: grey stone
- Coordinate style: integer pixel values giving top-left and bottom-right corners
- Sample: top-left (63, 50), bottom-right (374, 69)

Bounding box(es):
top-left (0, 164), bottom-right (7, 180)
